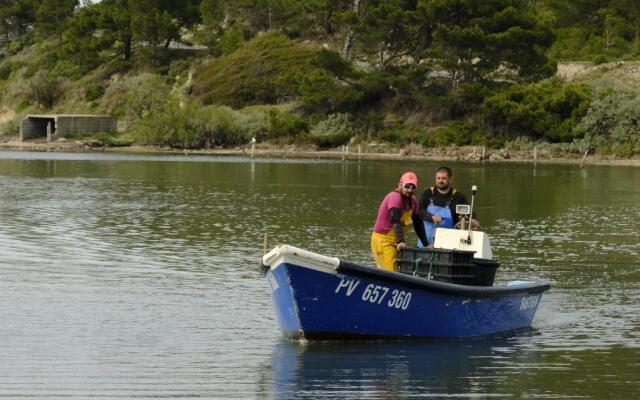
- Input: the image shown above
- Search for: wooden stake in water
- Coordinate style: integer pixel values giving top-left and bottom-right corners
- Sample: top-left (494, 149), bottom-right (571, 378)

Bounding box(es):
top-left (250, 137), bottom-right (256, 159)
top-left (482, 147), bottom-right (486, 162)
top-left (358, 144), bottom-right (361, 161)
top-left (533, 146), bottom-right (537, 163)
top-left (580, 148), bottom-right (589, 168)
top-left (263, 233), bottom-right (268, 255)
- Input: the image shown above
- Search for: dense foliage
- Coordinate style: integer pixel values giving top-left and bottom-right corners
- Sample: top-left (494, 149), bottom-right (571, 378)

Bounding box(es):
top-left (0, 0), bottom-right (639, 156)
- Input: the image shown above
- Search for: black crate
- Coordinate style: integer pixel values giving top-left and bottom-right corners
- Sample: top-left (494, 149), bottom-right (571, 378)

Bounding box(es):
top-left (397, 247), bottom-right (475, 281)
top-left (399, 247), bottom-right (475, 266)
top-left (470, 258), bottom-right (500, 286)
top-left (397, 247), bottom-right (499, 286)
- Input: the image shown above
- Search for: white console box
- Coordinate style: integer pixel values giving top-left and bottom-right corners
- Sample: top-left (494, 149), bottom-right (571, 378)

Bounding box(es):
top-left (433, 228), bottom-right (493, 260)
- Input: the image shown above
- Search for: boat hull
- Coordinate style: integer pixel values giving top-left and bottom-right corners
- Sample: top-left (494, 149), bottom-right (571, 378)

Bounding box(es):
top-left (264, 247), bottom-right (549, 339)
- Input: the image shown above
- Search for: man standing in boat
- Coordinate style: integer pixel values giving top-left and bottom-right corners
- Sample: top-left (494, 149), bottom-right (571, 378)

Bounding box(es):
top-left (371, 171), bottom-right (429, 271)
top-left (418, 166), bottom-right (480, 246)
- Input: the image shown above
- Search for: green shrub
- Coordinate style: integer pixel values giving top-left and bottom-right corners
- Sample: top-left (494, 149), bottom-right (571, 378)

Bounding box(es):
top-left (593, 54), bottom-right (608, 65)
top-left (133, 101), bottom-right (264, 149)
top-left (430, 123), bottom-right (474, 146)
top-left (219, 26), bottom-right (247, 56)
top-left (27, 70), bottom-right (64, 108)
top-left (377, 126), bottom-right (425, 145)
top-left (0, 118), bottom-right (20, 135)
top-left (298, 68), bottom-right (361, 112)
top-left (0, 60), bottom-right (18, 81)
top-left (310, 113), bottom-right (353, 147)
top-left (267, 109), bottom-right (308, 139)
top-left (85, 83), bottom-right (106, 101)
top-left (167, 59), bottom-right (193, 80)
top-left (133, 98), bottom-right (205, 148)
top-left (6, 33), bottom-right (34, 55)
top-left (352, 110), bottom-right (385, 137)
top-left (100, 73), bottom-right (172, 129)
top-left (480, 80), bottom-right (592, 142)
top-left (576, 90), bottom-right (640, 156)
top-left (200, 105), bottom-right (253, 147)
top-left (192, 32), bottom-right (318, 108)
top-left (50, 59), bottom-right (83, 80)
top-left (91, 132), bottom-right (134, 147)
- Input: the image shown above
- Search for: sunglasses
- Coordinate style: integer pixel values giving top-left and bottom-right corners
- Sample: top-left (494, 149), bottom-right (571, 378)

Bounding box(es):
top-left (403, 183), bottom-right (417, 190)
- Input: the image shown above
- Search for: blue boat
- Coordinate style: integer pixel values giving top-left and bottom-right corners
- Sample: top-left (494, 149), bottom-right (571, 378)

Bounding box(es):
top-left (263, 244), bottom-right (550, 339)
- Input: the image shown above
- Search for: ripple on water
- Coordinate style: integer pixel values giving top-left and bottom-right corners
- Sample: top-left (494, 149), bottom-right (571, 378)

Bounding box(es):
top-left (1, 159), bottom-right (639, 399)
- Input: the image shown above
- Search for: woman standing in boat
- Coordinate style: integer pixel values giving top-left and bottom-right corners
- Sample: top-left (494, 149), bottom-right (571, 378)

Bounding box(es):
top-left (371, 171), bottom-right (429, 271)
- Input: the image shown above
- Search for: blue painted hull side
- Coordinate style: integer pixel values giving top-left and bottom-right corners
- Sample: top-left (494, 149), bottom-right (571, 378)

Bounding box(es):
top-left (267, 265), bottom-right (301, 335)
top-left (268, 262), bottom-right (545, 338)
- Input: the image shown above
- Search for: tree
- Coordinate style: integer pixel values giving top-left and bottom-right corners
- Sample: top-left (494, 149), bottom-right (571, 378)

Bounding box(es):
top-left (60, 4), bottom-right (107, 70)
top-left (418, 0), bottom-right (556, 83)
top-left (62, 0), bottom-right (203, 65)
top-left (126, 0), bottom-right (201, 54)
top-left (95, 0), bottom-right (134, 60)
top-left (0, 0), bottom-right (37, 41)
top-left (355, 0), bottom-right (419, 66)
top-left (35, 0), bottom-right (78, 41)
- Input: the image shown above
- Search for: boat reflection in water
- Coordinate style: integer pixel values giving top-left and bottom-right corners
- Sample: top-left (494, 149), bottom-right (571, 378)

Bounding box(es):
top-left (270, 332), bottom-right (539, 399)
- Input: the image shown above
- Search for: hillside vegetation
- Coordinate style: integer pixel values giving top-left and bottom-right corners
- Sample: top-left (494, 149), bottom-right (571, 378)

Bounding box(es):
top-left (1, 0), bottom-right (640, 157)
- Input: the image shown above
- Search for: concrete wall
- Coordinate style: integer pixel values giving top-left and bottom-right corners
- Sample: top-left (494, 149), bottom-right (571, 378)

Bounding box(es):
top-left (20, 117), bottom-right (53, 141)
top-left (20, 115), bottom-right (117, 141)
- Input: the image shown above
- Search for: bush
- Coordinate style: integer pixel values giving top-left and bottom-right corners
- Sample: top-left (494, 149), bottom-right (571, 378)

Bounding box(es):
top-left (310, 113), bottom-right (353, 147)
top-left (26, 69), bottom-right (64, 109)
top-left (219, 26), bottom-right (247, 56)
top-left (298, 68), bottom-right (361, 112)
top-left (50, 59), bottom-right (83, 80)
top-left (132, 102), bottom-right (266, 149)
top-left (91, 132), bottom-right (134, 147)
top-left (480, 80), bottom-right (592, 142)
top-left (200, 105), bottom-right (253, 147)
top-left (429, 123), bottom-right (474, 146)
top-left (377, 126), bottom-right (425, 146)
top-left (576, 90), bottom-right (640, 156)
top-left (192, 32), bottom-right (318, 107)
top-left (100, 73), bottom-right (172, 129)
top-left (267, 109), bottom-right (308, 139)
top-left (0, 118), bottom-right (20, 135)
top-left (133, 98), bottom-right (206, 148)
top-left (593, 54), bottom-right (608, 65)
top-left (0, 60), bottom-right (18, 81)
top-left (85, 83), bottom-right (106, 101)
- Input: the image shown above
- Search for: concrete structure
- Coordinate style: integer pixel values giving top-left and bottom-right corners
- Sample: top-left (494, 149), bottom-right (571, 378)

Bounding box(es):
top-left (20, 114), bottom-right (117, 141)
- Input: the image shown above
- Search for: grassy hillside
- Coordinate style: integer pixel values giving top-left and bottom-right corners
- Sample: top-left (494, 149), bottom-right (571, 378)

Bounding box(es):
top-left (1, 38), bottom-right (640, 157)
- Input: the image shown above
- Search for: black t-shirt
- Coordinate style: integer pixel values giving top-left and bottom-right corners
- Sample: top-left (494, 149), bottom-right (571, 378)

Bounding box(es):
top-left (418, 187), bottom-right (473, 225)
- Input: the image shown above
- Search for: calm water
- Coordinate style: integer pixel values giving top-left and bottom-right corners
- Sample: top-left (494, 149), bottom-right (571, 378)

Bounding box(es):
top-left (0, 151), bottom-right (638, 399)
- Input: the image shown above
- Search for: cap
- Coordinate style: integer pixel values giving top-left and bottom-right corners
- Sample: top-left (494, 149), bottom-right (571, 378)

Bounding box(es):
top-left (400, 171), bottom-right (418, 186)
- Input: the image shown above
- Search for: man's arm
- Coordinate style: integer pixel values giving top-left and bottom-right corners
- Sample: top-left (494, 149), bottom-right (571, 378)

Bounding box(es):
top-left (418, 188), bottom-right (434, 222)
top-left (389, 207), bottom-right (405, 245)
top-left (412, 213), bottom-right (428, 245)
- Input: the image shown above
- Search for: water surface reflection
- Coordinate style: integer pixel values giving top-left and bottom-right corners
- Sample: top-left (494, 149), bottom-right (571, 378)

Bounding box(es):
top-left (270, 334), bottom-right (539, 399)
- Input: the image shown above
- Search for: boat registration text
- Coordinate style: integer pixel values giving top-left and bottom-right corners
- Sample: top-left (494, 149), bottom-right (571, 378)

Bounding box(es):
top-left (335, 278), bottom-right (412, 310)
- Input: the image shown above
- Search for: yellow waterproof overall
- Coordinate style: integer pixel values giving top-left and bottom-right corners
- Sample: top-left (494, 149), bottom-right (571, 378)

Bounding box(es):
top-left (370, 209), bottom-right (413, 271)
